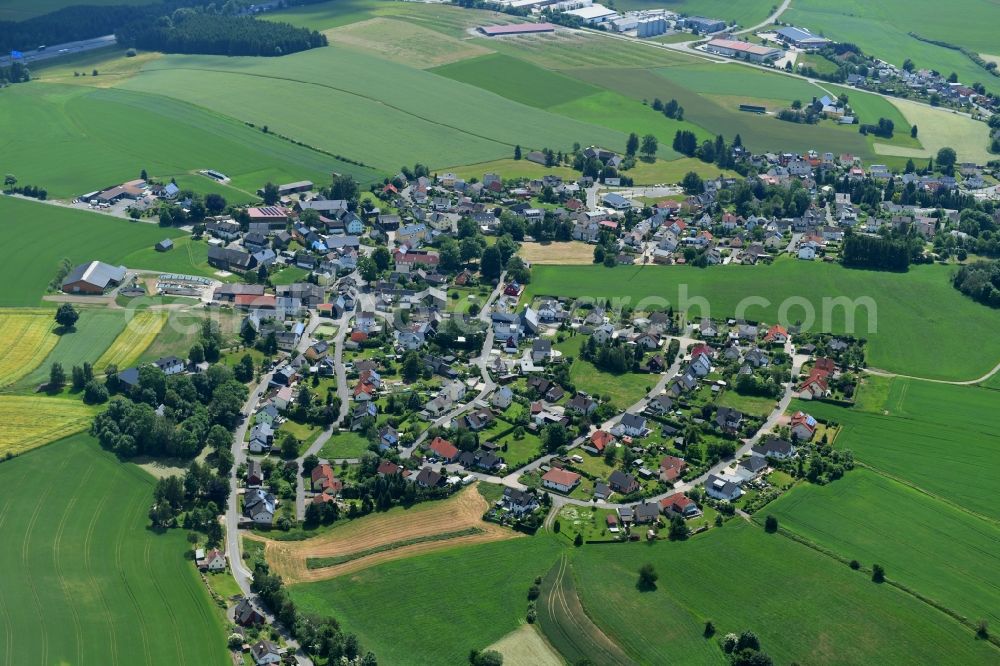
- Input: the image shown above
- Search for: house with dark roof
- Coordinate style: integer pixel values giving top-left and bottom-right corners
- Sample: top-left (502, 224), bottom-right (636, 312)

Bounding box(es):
top-left (501, 487), bottom-right (539, 517)
top-left (61, 260), bottom-right (127, 294)
top-left (715, 406), bottom-right (743, 434)
top-left (234, 597), bottom-right (265, 627)
top-left (415, 466), bottom-right (444, 488)
top-left (608, 469), bottom-right (640, 494)
top-left (752, 436), bottom-right (796, 459)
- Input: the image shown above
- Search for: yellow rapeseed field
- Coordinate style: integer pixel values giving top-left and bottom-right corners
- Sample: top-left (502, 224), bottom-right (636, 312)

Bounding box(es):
top-left (0, 310), bottom-right (59, 388)
top-left (0, 396), bottom-right (97, 456)
top-left (94, 310), bottom-right (168, 371)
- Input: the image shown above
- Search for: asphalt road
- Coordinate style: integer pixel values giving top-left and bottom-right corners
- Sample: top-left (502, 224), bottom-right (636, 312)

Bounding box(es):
top-left (0, 34), bottom-right (117, 68)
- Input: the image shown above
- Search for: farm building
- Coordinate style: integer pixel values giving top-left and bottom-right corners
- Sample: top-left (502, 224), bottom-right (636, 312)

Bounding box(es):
top-left (705, 39), bottom-right (783, 63)
top-left (680, 16), bottom-right (726, 33)
top-left (564, 4), bottom-right (618, 25)
top-left (775, 26), bottom-right (831, 50)
top-left (60, 260), bottom-right (126, 294)
top-left (477, 22), bottom-right (557, 36)
top-left (208, 246), bottom-right (255, 272)
top-left (155, 238), bottom-right (174, 252)
top-left (276, 180), bottom-right (313, 196)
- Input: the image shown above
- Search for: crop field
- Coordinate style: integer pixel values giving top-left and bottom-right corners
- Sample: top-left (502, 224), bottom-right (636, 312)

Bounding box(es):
top-left (785, 0), bottom-right (1000, 96)
top-left (258, 485), bottom-right (519, 582)
top-left (537, 554), bottom-right (637, 665)
top-left (94, 310), bottom-right (168, 372)
top-left (0, 310), bottom-right (59, 388)
top-left (519, 241), bottom-right (595, 265)
top-left (0, 396), bottom-right (97, 455)
top-left (0, 0), bottom-right (159, 20)
top-left (791, 379), bottom-right (1000, 521)
top-left (487, 30), bottom-right (694, 71)
top-left (0, 84), bottom-right (372, 200)
top-left (117, 49), bottom-right (627, 172)
top-left (573, 522), bottom-right (1000, 664)
top-left (486, 624), bottom-right (563, 666)
top-left (137, 309), bottom-right (241, 364)
top-left (432, 53), bottom-right (602, 109)
top-left (767, 468), bottom-right (1000, 624)
top-left (0, 434), bottom-right (228, 664)
top-left (289, 537), bottom-right (561, 665)
top-left (0, 198), bottom-right (191, 306)
top-left (14, 308), bottom-right (130, 389)
top-left (525, 260), bottom-right (1000, 380)
top-left (325, 17), bottom-right (493, 68)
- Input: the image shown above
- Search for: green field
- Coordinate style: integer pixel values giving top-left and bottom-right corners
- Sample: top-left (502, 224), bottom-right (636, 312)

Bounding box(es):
top-left (768, 468), bottom-right (1000, 624)
top-left (319, 431), bottom-right (371, 459)
top-left (117, 49), bottom-right (628, 172)
top-left (524, 260), bottom-right (1000, 380)
top-left (432, 53), bottom-right (601, 109)
top-left (14, 308), bottom-right (130, 389)
top-left (785, 0), bottom-right (1000, 96)
top-left (791, 379), bottom-right (1000, 520)
top-left (290, 538), bottom-right (562, 665)
top-left (0, 83), bottom-right (374, 199)
top-left (120, 236), bottom-right (212, 275)
top-left (0, 197), bottom-right (195, 306)
top-left (0, 434), bottom-right (228, 665)
top-left (0, 0), bottom-right (158, 20)
top-left (572, 522), bottom-right (1000, 664)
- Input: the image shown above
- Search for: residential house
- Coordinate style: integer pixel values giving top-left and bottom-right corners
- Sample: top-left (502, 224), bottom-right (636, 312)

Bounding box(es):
top-left (377, 425), bottom-right (399, 451)
top-left (705, 474), bottom-right (742, 501)
top-left (542, 467), bottom-right (581, 493)
top-left (246, 460), bottom-right (264, 488)
top-left (582, 430), bottom-right (614, 454)
top-left (248, 423), bottom-right (274, 454)
top-left (613, 413), bottom-right (647, 437)
top-left (658, 455), bottom-right (686, 483)
top-left (428, 436), bottom-right (460, 462)
top-left (660, 492), bottom-right (701, 519)
top-left (532, 339), bottom-right (553, 363)
top-left (501, 487), bottom-right (539, 517)
top-left (250, 639), bottom-right (283, 665)
top-left (243, 488), bottom-right (276, 524)
top-left (311, 463), bottom-right (342, 496)
top-left (608, 469), bottom-right (640, 494)
top-left (415, 466), bottom-right (445, 488)
top-left (752, 436), bottom-right (796, 459)
top-left (633, 502), bottom-right (661, 525)
top-left (715, 406), bottom-right (743, 434)
top-left (491, 386), bottom-right (514, 410)
top-left (789, 411), bottom-right (818, 441)
top-left (234, 598), bottom-right (265, 627)
top-left (196, 548), bottom-right (227, 572)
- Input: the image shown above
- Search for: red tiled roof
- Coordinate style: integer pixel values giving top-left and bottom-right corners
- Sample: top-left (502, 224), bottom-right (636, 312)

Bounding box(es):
top-left (429, 436), bottom-right (458, 460)
top-left (542, 468), bottom-right (580, 486)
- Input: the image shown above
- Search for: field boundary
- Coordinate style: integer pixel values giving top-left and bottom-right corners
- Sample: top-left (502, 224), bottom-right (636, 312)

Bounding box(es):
top-left (306, 526), bottom-right (485, 569)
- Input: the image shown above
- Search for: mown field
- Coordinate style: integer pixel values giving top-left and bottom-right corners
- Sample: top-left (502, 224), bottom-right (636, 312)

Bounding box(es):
top-left (0, 310), bottom-right (59, 388)
top-left (0, 197), bottom-right (191, 306)
top-left (525, 260), bottom-right (1000, 380)
top-left (119, 236), bottom-right (213, 275)
top-left (0, 395), bottom-right (97, 456)
top-left (0, 434), bottom-right (229, 664)
top-left (0, 0), bottom-right (158, 21)
top-left (290, 538), bottom-right (562, 665)
top-left (572, 522), bottom-right (1000, 664)
top-left (790, 379), bottom-right (1000, 520)
top-left (0, 83), bottom-right (373, 199)
top-left (768, 468), bottom-right (1000, 624)
top-left (14, 308), bottom-right (129, 389)
top-left (555, 335), bottom-right (652, 408)
top-left (117, 48), bottom-right (628, 172)
top-left (94, 309), bottom-right (168, 371)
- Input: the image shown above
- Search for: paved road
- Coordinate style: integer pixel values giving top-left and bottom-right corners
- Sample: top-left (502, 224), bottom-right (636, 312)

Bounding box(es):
top-left (733, 0), bottom-right (793, 35)
top-left (0, 34), bottom-right (117, 68)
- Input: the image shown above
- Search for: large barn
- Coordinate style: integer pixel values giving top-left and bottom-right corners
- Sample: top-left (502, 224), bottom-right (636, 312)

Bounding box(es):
top-left (60, 261), bottom-right (127, 294)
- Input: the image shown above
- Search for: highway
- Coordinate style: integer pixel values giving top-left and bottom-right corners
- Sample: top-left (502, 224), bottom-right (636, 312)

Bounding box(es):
top-left (0, 34), bottom-right (117, 68)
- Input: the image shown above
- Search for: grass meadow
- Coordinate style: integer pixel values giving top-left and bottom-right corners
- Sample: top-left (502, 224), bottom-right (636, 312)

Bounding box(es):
top-left (0, 0), bottom-right (158, 20)
top-left (767, 468), bottom-right (1000, 624)
top-left (14, 308), bottom-right (130, 389)
top-left (0, 197), bottom-right (193, 306)
top-left (791, 379), bottom-right (1000, 520)
top-left (0, 434), bottom-right (229, 664)
top-left (572, 522), bottom-right (1000, 664)
top-left (0, 83), bottom-right (372, 199)
top-left (289, 538), bottom-right (562, 665)
top-left (524, 260), bottom-right (1000, 380)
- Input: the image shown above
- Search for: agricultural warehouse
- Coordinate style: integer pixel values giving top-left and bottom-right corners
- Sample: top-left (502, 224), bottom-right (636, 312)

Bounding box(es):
top-left (705, 39), bottom-right (783, 63)
top-left (477, 22), bottom-right (557, 36)
top-left (775, 26), bottom-right (832, 50)
top-left (564, 4), bottom-right (619, 25)
top-left (60, 260), bottom-right (126, 294)
top-left (681, 16), bottom-right (727, 33)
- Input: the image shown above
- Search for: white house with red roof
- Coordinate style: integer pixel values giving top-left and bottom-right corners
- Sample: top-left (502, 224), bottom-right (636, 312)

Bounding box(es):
top-left (789, 411), bottom-right (818, 441)
top-left (542, 468), bottom-right (581, 493)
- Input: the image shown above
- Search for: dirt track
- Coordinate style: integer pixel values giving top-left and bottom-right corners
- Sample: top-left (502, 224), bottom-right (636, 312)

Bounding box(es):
top-left (253, 485), bottom-right (521, 583)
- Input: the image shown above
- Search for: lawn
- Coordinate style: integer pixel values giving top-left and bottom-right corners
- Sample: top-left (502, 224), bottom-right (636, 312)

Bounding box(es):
top-left (791, 379), bottom-right (1000, 521)
top-left (0, 395), bottom-right (98, 456)
top-left (0, 310), bottom-right (59, 388)
top-left (118, 49), bottom-right (627, 172)
top-left (0, 83), bottom-right (373, 200)
top-left (289, 537), bottom-right (562, 665)
top-left (0, 198), bottom-right (190, 306)
top-left (715, 390), bottom-right (777, 417)
top-left (525, 260), bottom-right (1000, 380)
top-left (572, 522), bottom-right (1000, 664)
top-left (442, 158), bottom-right (579, 183)
top-left (14, 308), bottom-right (131, 389)
top-left (768, 468), bottom-right (1000, 625)
top-left (555, 335), bottom-right (653, 408)
top-left (119, 236), bottom-right (214, 276)
top-left (0, 434), bottom-right (229, 664)
top-left (270, 265), bottom-right (311, 286)
top-left (319, 431), bottom-right (371, 460)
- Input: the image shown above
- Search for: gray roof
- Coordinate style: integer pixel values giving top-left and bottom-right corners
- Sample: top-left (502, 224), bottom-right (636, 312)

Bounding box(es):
top-left (62, 261), bottom-right (126, 289)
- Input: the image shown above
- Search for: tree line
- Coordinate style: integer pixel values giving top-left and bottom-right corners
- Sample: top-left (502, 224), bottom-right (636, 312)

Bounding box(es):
top-left (952, 260), bottom-right (1000, 307)
top-left (117, 11), bottom-right (326, 57)
top-left (841, 233), bottom-right (912, 271)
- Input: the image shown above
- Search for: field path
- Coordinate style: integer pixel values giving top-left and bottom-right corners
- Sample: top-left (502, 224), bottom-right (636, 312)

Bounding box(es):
top-left (865, 358), bottom-right (1000, 386)
top-left (734, 0), bottom-right (793, 35)
top-left (256, 485), bottom-right (520, 583)
top-left (541, 554), bottom-right (634, 665)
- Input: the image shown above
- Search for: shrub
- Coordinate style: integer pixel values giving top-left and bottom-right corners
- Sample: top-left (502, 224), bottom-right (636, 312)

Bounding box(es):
top-left (849, 559), bottom-right (861, 570)
top-left (872, 563), bottom-right (885, 583)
